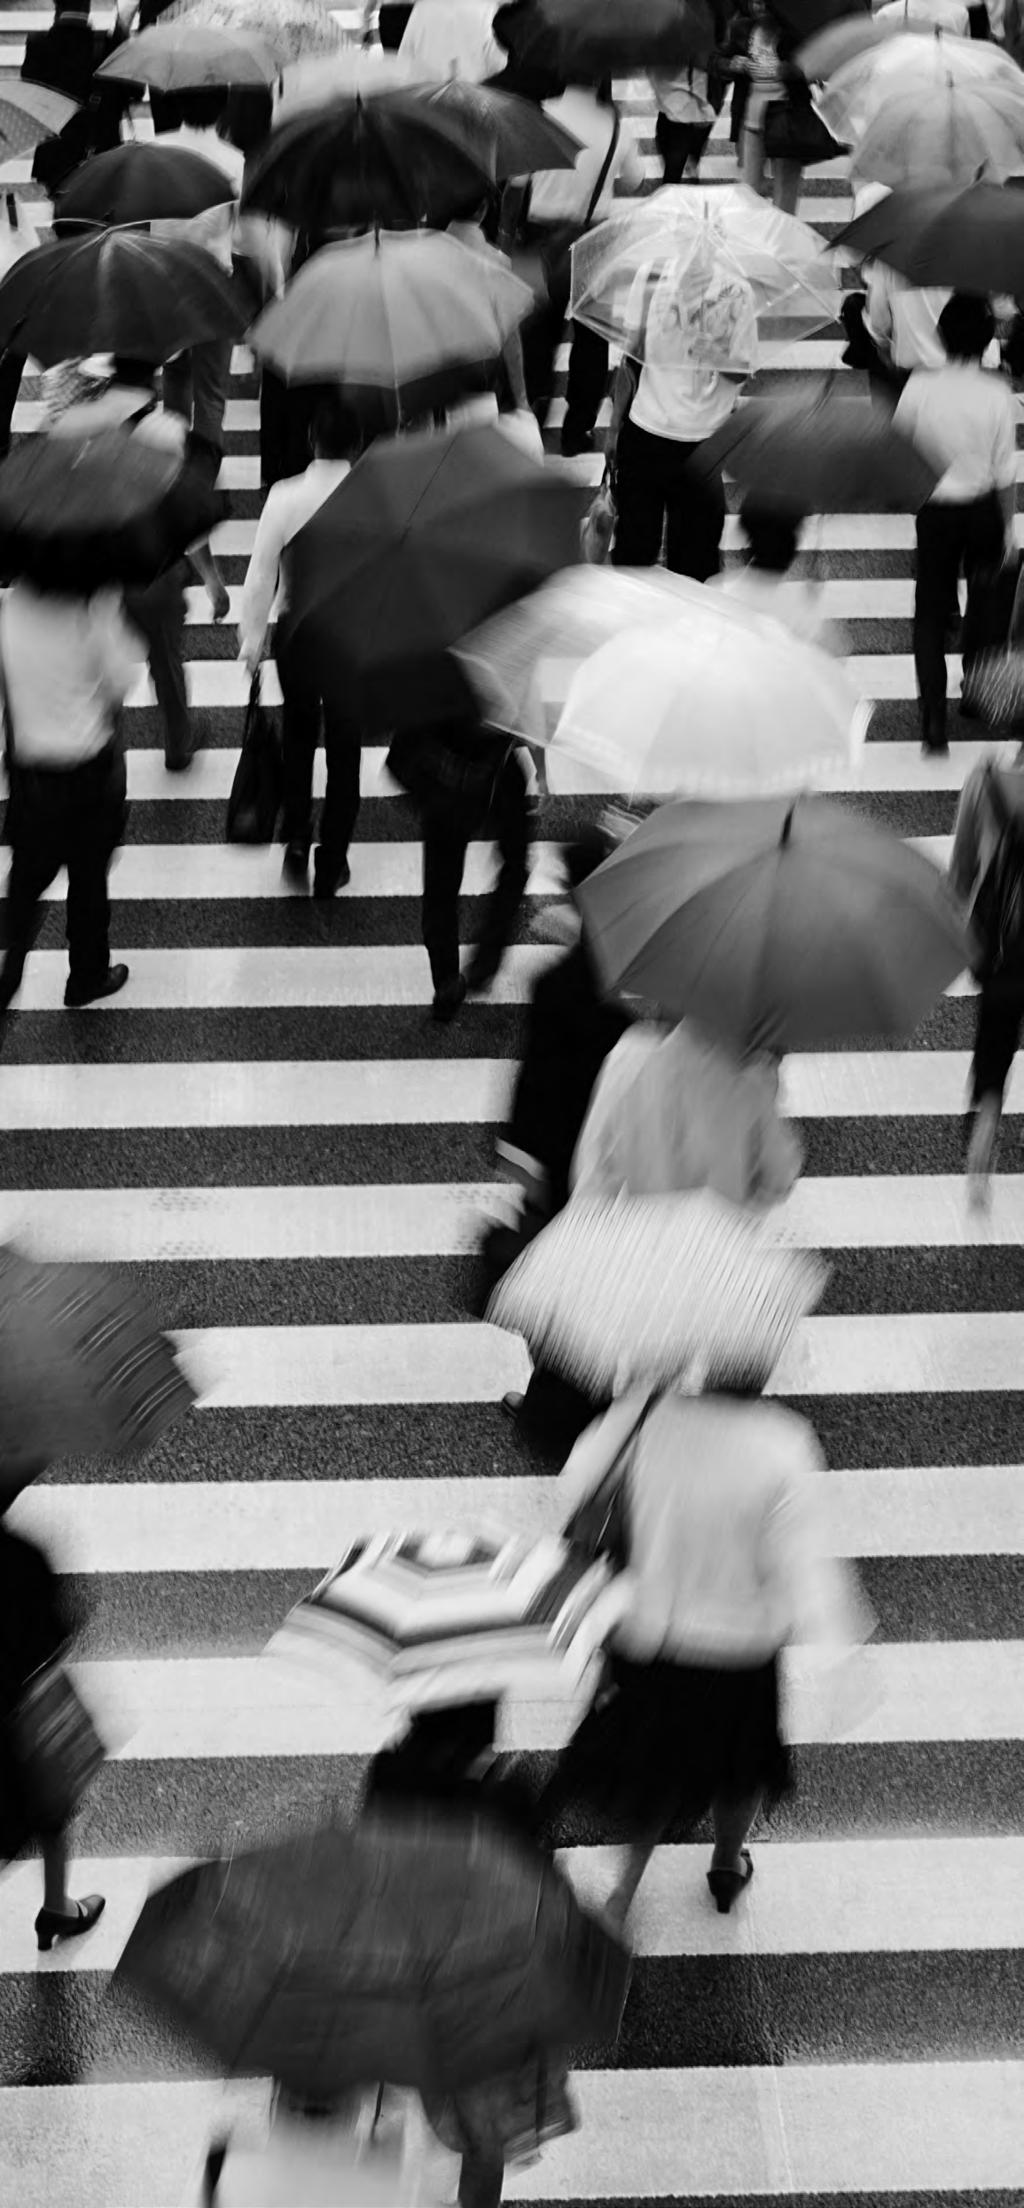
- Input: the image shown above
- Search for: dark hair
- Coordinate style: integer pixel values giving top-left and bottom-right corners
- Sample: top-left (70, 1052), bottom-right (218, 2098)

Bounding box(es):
top-left (740, 496), bottom-right (801, 574)
top-left (938, 291), bottom-right (996, 362)
top-left (220, 85), bottom-right (273, 155)
top-left (310, 397), bottom-right (363, 462)
top-left (173, 89), bottom-right (228, 132)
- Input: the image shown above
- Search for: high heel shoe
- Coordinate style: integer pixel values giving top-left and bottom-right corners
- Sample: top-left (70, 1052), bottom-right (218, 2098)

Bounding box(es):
top-left (706, 1850), bottom-right (754, 1915)
top-left (35, 1893), bottom-right (105, 1953)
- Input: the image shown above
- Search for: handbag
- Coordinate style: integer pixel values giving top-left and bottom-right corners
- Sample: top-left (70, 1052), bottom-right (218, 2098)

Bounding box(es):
top-left (226, 667), bottom-right (283, 844)
top-left (763, 92), bottom-right (844, 166)
top-left (562, 1397), bottom-right (655, 1570)
top-left (12, 1660), bottom-right (106, 1830)
top-left (961, 555), bottom-right (1024, 729)
top-left (580, 359), bottom-right (637, 565)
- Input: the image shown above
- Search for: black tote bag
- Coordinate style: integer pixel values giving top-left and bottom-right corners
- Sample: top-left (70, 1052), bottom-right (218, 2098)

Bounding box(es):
top-left (226, 668), bottom-right (283, 845)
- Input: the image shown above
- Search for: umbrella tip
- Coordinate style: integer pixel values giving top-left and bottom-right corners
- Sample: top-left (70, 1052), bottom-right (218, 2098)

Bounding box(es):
top-left (780, 804), bottom-right (796, 847)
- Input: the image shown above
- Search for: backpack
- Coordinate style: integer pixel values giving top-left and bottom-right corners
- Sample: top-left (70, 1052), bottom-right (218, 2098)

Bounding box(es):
top-left (970, 764), bottom-right (1024, 977)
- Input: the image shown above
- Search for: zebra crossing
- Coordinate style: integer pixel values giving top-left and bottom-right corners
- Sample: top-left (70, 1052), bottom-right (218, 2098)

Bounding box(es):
top-left (1, 10), bottom-right (1024, 2202)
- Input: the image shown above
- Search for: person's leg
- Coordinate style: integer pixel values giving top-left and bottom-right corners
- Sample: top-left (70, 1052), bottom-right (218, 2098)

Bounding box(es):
top-left (655, 111), bottom-right (688, 183)
top-left (967, 976), bottom-right (1024, 1201)
top-left (316, 701), bottom-right (362, 892)
top-left (125, 567), bottom-right (192, 768)
top-left (187, 333), bottom-right (234, 456)
top-left (605, 1824), bottom-right (664, 1925)
top-left (161, 350), bottom-right (192, 428)
top-left (467, 751), bottom-right (530, 989)
top-left (681, 122), bottom-right (714, 177)
top-left (711, 1786), bottom-right (764, 1872)
top-left (0, 784), bottom-right (61, 1009)
top-left (64, 754), bottom-right (127, 994)
top-left (41, 1832), bottom-right (70, 1915)
top-left (740, 119), bottom-right (768, 195)
top-left (961, 493), bottom-right (1008, 692)
top-left (0, 348), bottom-right (26, 462)
top-left (277, 651), bottom-right (321, 872)
top-left (458, 2151), bottom-right (504, 2208)
top-left (771, 155), bottom-right (802, 215)
top-left (913, 504), bottom-right (961, 745)
top-left (664, 443), bottom-right (726, 581)
top-left (520, 277), bottom-right (567, 432)
top-left (562, 323), bottom-right (609, 454)
top-left (611, 418), bottom-right (669, 567)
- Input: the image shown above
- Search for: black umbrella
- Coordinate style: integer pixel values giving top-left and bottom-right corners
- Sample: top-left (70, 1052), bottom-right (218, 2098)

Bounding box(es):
top-left (698, 385), bottom-right (940, 514)
top-left (421, 81), bottom-right (582, 178)
top-left (0, 428), bottom-right (225, 591)
top-left (0, 230), bottom-right (247, 368)
top-left (54, 141), bottom-right (237, 230)
top-left (493, 0), bottom-right (715, 79)
top-left (240, 90), bottom-right (496, 234)
top-left (832, 179), bottom-right (1024, 298)
top-left (284, 422), bottom-right (589, 736)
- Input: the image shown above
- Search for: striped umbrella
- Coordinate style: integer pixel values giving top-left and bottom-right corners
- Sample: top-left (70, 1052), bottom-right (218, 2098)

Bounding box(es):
top-left (268, 1526), bottom-right (627, 1715)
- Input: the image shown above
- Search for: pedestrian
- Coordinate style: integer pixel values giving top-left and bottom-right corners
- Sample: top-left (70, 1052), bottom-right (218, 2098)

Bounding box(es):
top-left (610, 351), bottom-right (737, 577)
top-left (949, 742), bottom-right (1024, 1201)
top-left (721, 0), bottom-right (793, 201)
top-left (0, 569), bottom-right (143, 1011)
top-left (151, 91), bottom-right (247, 477)
top-left (0, 194), bottom-right (39, 465)
top-left (647, 59), bottom-right (723, 182)
top-left (707, 496), bottom-right (846, 653)
top-left (50, 360), bottom-right (230, 772)
top-left (894, 292), bottom-right (1017, 756)
top-left (203, 2085), bottom-right (437, 2206)
top-left (538, 1354), bottom-right (874, 1923)
top-left (23, 0), bottom-right (132, 195)
top-left (572, 1015), bottom-right (803, 1209)
top-left (512, 81), bottom-right (643, 455)
top-left (387, 715), bottom-right (531, 1021)
top-left (1, 1499), bottom-right (106, 1952)
top-left (238, 397), bottom-right (366, 897)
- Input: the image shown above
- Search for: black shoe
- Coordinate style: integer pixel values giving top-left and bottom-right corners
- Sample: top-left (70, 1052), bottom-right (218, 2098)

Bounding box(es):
top-left (561, 423), bottom-right (597, 459)
top-left (430, 976), bottom-right (467, 1023)
top-left (164, 736), bottom-right (195, 773)
top-left (920, 710), bottom-right (948, 756)
top-left (282, 840), bottom-right (309, 889)
top-left (64, 963), bottom-right (129, 1008)
top-left (706, 1850), bottom-right (754, 1916)
top-left (313, 853), bottom-right (351, 899)
top-left (35, 1893), bottom-right (105, 1953)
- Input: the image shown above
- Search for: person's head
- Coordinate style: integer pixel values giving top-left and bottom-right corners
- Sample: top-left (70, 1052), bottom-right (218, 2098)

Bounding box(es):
top-left (739, 496), bottom-right (802, 575)
top-left (220, 85), bottom-right (273, 156)
top-left (173, 89), bottom-right (228, 133)
top-left (310, 397), bottom-right (363, 464)
top-left (938, 291), bottom-right (996, 363)
top-left (54, 0), bottom-right (91, 16)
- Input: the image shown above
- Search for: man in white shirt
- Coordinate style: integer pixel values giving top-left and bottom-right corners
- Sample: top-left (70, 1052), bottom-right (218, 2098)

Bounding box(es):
top-left (0, 580), bottom-right (143, 1008)
top-left (152, 92), bottom-right (245, 470)
top-left (238, 399), bottom-right (364, 895)
top-left (515, 85), bottom-right (643, 455)
top-left (894, 292), bottom-right (1018, 752)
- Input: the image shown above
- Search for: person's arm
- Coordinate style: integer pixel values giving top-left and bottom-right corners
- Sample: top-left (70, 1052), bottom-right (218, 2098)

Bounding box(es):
top-left (760, 1441), bottom-right (877, 1654)
top-left (993, 388), bottom-right (1018, 552)
top-left (862, 263), bottom-right (893, 355)
top-left (93, 590), bottom-right (147, 708)
top-left (949, 768), bottom-right (985, 906)
top-left (237, 486), bottom-right (288, 672)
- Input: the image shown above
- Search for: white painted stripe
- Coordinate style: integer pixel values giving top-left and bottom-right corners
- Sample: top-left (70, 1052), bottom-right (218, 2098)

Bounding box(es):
top-left (0, 2065), bottom-right (1019, 2208)
top-left (165, 1313), bottom-right (1024, 1407)
top-left (2, 1836), bottom-right (1021, 1975)
top-left (12, 402), bottom-right (262, 438)
top-left (0, 1050), bottom-right (1011, 1133)
top-left (127, 575), bottom-right (953, 627)
top-left (38, 840), bottom-right (569, 901)
top-left (5, 1174), bottom-right (1024, 1261)
top-left (13, 1463), bottom-right (1023, 1571)
top-left (4, 943), bottom-right (561, 1008)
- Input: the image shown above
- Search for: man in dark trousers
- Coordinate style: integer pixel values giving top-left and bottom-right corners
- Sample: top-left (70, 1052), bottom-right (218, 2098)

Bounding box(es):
top-left (24, 0), bottom-right (131, 194)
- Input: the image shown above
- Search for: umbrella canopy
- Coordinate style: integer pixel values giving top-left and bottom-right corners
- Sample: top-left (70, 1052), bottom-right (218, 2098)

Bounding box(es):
top-left (268, 1525), bottom-right (626, 1715)
top-left (249, 230), bottom-right (533, 412)
top-left (796, 13), bottom-right (901, 77)
top-left (240, 87), bottom-right (496, 231)
top-left (576, 794), bottom-right (969, 1052)
top-left (160, 0), bottom-right (344, 68)
top-left (493, 0), bottom-right (715, 77)
top-left (698, 383), bottom-right (941, 513)
top-left (0, 82), bottom-right (78, 160)
top-left (547, 608), bottom-right (869, 799)
top-left (851, 75), bottom-right (1024, 186)
top-left (0, 1242), bottom-right (196, 1494)
top-left (421, 80), bottom-right (582, 175)
top-left (0, 425), bottom-right (224, 591)
top-left (0, 229), bottom-right (247, 369)
top-left (875, 0), bottom-right (969, 29)
top-left (283, 423), bottom-right (588, 735)
top-left (832, 178), bottom-right (1024, 295)
top-left (816, 28), bottom-right (1024, 148)
top-left (570, 184), bottom-right (841, 372)
top-left (96, 20), bottom-right (278, 90)
top-left (279, 50), bottom-right (414, 114)
top-left (487, 1191), bottom-right (829, 1398)
top-left (54, 142), bottom-right (237, 230)
top-left (119, 1818), bottom-right (631, 2096)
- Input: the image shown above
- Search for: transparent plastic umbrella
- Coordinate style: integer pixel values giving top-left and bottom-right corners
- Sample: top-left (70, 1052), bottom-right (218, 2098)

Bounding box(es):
top-left (850, 77), bottom-right (1024, 188)
top-left (160, 0), bottom-right (344, 66)
top-left (816, 28), bottom-right (1024, 146)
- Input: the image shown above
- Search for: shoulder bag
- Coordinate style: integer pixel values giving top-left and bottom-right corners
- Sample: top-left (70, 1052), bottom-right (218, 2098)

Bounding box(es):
top-left (580, 358), bottom-right (636, 565)
top-left (562, 1395), bottom-right (656, 1570)
top-left (509, 108), bottom-right (622, 305)
top-left (960, 553), bottom-right (1024, 730)
top-left (226, 666), bottom-right (284, 844)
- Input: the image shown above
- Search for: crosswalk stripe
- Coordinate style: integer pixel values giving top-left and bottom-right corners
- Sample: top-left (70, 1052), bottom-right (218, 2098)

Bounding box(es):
top-left (3, 1175), bottom-right (1024, 1260)
top-left (13, 1464), bottom-right (1024, 1567)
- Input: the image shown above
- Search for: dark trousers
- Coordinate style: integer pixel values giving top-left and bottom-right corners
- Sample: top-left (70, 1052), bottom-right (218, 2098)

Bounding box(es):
top-left (163, 332), bottom-right (234, 456)
top-left (0, 349), bottom-right (25, 462)
top-left (913, 494), bottom-right (1004, 714)
top-left (655, 112), bottom-right (713, 180)
top-left (611, 415), bottom-right (726, 578)
top-left (0, 747), bottom-right (126, 1003)
top-left (519, 225), bottom-right (609, 432)
top-left (459, 2152), bottom-right (504, 2208)
top-left (422, 752), bottom-right (530, 993)
top-left (259, 368), bottom-right (324, 488)
top-left (972, 970), bottom-right (1024, 1104)
top-left (378, 2), bottom-right (414, 46)
top-left (276, 647), bottom-right (362, 865)
top-left (124, 565), bottom-right (190, 761)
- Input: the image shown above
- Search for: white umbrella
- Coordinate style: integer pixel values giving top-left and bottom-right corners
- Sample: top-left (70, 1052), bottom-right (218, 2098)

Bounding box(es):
top-left (816, 29), bottom-right (1024, 147)
top-left (456, 564), bottom-right (706, 743)
top-left (874, 0), bottom-right (969, 32)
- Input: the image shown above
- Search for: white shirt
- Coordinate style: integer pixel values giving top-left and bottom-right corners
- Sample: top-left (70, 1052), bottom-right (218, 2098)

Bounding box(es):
top-left (571, 1022), bottom-right (802, 1210)
top-left (630, 363), bottom-right (738, 444)
top-left (647, 66), bottom-right (714, 126)
top-left (863, 264), bottom-right (950, 371)
top-left (0, 583), bottom-right (143, 767)
top-left (238, 458), bottom-right (352, 663)
top-left (709, 565), bottom-right (842, 654)
top-left (528, 91), bottom-right (643, 227)
top-left (151, 126), bottom-right (244, 271)
top-left (398, 0), bottom-right (505, 82)
top-left (895, 363), bottom-right (1018, 504)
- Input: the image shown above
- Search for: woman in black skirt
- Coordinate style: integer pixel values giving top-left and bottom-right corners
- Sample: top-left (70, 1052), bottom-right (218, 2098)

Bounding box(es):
top-left (538, 1358), bottom-right (874, 1922)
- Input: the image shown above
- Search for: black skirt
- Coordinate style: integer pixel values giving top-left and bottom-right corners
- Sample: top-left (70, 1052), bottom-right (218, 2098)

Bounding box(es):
top-left (546, 1649), bottom-right (793, 1840)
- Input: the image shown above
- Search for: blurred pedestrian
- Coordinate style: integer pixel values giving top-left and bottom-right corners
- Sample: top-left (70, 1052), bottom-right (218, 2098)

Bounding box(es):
top-left (151, 90), bottom-right (247, 476)
top-left (950, 741), bottom-right (1024, 1202)
top-left (707, 496), bottom-right (846, 653)
top-left (387, 716), bottom-right (531, 1021)
top-left (610, 358), bottom-right (736, 578)
top-left (24, 0), bottom-right (131, 195)
top-left (648, 60), bottom-right (722, 181)
top-left (1, 1484), bottom-right (105, 1950)
top-left (0, 195), bottom-right (39, 464)
top-left (572, 1015), bottom-right (803, 1209)
top-left (895, 292), bottom-right (1017, 755)
top-left (539, 1356), bottom-right (874, 1922)
top-left (239, 397), bottom-right (365, 896)
top-left (722, 0), bottom-right (792, 200)
top-left (0, 571), bottom-right (142, 1010)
